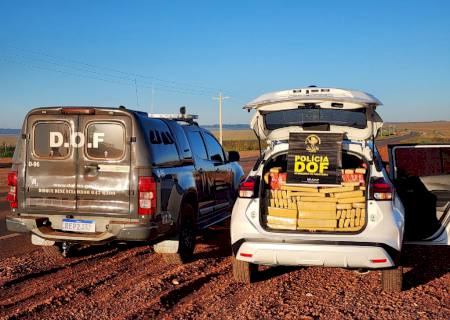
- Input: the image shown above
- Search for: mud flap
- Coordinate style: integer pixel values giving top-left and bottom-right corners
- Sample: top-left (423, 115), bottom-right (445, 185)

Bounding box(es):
top-left (153, 239), bottom-right (180, 254)
top-left (31, 234), bottom-right (56, 246)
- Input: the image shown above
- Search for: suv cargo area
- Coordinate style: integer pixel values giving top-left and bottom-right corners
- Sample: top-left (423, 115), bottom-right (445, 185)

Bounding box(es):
top-left (261, 150), bottom-right (369, 233)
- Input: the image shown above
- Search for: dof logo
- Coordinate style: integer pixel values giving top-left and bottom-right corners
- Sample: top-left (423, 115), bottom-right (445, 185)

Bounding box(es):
top-left (305, 134), bottom-right (321, 153)
top-left (50, 132), bottom-right (104, 149)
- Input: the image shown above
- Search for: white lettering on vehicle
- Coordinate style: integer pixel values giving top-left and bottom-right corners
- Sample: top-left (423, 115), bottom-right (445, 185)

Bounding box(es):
top-left (49, 131), bottom-right (105, 149)
top-left (28, 161), bottom-right (40, 167)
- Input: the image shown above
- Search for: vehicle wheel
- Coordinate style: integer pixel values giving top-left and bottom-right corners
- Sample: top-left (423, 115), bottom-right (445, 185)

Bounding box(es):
top-left (381, 266), bottom-right (403, 292)
top-left (163, 203), bottom-right (196, 265)
top-left (41, 245), bottom-right (65, 261)
top-left (232, 254), bottom-right (257, 283)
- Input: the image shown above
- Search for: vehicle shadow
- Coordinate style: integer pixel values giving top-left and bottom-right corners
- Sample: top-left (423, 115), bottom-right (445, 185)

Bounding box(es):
top-left (254, 265), bottom-right (299, 282)
top-left (194, 222), bottom-right (233, 260)
top-left (69, 241), bottom-right (149, 258)
top-left (401, 244), bottom-right (450, 290)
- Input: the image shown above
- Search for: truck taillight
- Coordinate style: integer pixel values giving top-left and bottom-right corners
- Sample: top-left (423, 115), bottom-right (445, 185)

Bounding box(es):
top-left (6, 171), bottom-right (18, 209)
top-left (370, 177), bottom-right (392, 201)
top-left (138, 176), bottom-right (156, 215)
top-left (239, 176), bottom-right (259, 198)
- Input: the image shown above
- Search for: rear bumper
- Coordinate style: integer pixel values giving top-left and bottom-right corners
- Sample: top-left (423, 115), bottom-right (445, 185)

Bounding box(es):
top-left (6, 216), bottom-right (159, 243)
top-left (6, 216), bottom-right (31, 233)
top-left (232, 239), bottom-right (400, 269)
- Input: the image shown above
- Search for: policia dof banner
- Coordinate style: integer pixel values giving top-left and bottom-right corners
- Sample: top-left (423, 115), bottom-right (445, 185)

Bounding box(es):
top-left (286, 132), bottom-right (343, 185)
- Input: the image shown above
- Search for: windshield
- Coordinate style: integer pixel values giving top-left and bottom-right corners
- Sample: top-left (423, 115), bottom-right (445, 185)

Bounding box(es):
top-left (264, 107), bottom-right (367, 130)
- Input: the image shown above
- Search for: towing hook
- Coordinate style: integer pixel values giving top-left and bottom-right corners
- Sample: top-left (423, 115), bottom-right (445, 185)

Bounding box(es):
top-left (61, 242), bottom-right (71, 258)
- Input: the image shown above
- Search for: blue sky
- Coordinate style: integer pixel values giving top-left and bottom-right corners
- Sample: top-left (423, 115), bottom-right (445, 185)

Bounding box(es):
top-left (1, 0), bottom-right (449, 128)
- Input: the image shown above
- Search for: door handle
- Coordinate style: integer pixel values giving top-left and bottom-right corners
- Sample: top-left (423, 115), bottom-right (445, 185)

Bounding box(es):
top-left (84, 164), bottom-right (100, 170)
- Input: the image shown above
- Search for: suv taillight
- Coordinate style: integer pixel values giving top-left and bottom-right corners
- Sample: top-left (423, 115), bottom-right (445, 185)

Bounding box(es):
top-left (6, 171), bottom-right (18, 209)
top-left (370, 177), bottom-right (392, 201)
top-left (239, 176), bottom-right (259, 198)
top-left (138, 176), bottom-right (156, 215)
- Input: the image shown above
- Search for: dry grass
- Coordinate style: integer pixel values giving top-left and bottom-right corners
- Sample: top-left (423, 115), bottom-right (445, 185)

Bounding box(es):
top-left (211, 130), bottom-right (256, 141)
top-left (0, 135), bottom-right (17, 146)
top-left (211, 129), bottom-right (262, 151)
top-left (389, 121), bottom-right (450, 143)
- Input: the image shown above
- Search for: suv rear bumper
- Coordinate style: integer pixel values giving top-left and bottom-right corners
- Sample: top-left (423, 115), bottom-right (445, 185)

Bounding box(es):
top-left (6, 216), bottom-right (159, 243)
top-left (232, 239), bottom-right (399, 269)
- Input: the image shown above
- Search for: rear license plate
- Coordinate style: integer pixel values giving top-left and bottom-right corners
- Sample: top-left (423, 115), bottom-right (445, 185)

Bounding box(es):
top-left (62, 219), bottom-right (96, 233)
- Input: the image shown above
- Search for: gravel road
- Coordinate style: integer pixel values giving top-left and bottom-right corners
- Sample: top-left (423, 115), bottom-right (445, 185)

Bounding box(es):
top-left (0, 147), bottom-right (449, 319)
top-left (0, 224), bottom-right (449, 320)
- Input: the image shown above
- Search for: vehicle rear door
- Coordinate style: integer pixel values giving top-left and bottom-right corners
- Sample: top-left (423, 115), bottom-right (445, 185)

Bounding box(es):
top-left (77, 115), bottom-right (131, 215)
top-left (185, 129), bottom-right (216, 227)
top-left (202, 131), bottom-right (233, 212)
top-left (389, 144), bottom-right (450, 244)
top-left (25, 113), bottom-right (78, 212)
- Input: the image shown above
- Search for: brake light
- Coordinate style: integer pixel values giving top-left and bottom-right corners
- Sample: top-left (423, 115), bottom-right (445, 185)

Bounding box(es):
top-left (370, 177), bottom-right (392, 200)
top-left (370, 258), bottom-right (387, 263)
top-left (61, 107), bottom-right (95, 115)
top-left (138, 176), bottom-right (156, 215)
top-left (6, 171), bottom-right (18, 209)
top-left (239, 176), bottom-right (259, 198)
top-left (240, 253), bottom-right (253, 258)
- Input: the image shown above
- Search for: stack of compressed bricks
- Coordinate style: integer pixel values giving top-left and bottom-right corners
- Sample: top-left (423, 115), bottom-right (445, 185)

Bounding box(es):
top-left (266, 168), bottom-right (366, 231)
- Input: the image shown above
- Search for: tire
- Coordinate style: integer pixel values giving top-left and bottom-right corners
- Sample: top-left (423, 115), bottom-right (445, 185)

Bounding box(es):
top-left (41, 245), bottom-right (65, 261)
top-left (163, 203), bottom-right (196, 265)
top-left (381, 266), bottom-right (403, 292)
top-left (232, 255), bottom-right (257, 283)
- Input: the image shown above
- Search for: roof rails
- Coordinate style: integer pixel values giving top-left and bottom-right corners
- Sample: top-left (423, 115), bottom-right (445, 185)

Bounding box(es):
top-left (148, 113), bottom-right (199, 124)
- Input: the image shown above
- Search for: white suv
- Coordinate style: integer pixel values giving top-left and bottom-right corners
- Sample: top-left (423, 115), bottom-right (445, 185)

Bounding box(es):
top-left (231, 87), bottom-right (450, 292)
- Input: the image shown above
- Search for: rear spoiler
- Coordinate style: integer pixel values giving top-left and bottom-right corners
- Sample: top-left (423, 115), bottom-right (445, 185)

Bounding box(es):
top-left (243, 87), bottom-right (382, 110)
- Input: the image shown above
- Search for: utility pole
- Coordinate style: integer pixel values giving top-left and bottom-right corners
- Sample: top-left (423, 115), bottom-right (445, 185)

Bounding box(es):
top-left (213, 92), bottom-right (229, 145)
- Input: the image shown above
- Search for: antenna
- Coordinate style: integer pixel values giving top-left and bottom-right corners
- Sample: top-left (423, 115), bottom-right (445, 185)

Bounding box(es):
top-left (134, 78), bottom-right (140, 108)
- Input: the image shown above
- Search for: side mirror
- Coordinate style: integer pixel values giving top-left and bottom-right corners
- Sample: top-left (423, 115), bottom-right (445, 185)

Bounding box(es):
top-left (211, 154), bottom-right (224, 163)
top-left (228, 151), bottom-right (240, 162)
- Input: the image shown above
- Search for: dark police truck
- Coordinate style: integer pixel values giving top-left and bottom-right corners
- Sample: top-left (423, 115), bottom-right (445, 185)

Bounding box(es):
top-left (6, 106), bottom-right (244, 263)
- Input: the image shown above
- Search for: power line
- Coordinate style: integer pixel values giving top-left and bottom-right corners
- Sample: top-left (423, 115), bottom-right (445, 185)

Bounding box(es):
top-left (0, 55), bottom-right (219, 97)
top-left (4, 44), bottom-right (220, 93)
top-left (2, 52), bottom-right (216, 96)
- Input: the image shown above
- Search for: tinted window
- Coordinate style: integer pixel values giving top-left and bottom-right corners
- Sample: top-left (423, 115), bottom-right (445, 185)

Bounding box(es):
top-left (148, 128), bottom-right (179, 165)
top-left (163, 120), bottom-right (192, 159)
top-left (264, 108), bottom-right (367, 130)
top-left (34, 122), bottom-right (70, 158)
top-left (86, 123), bottom-right (125, 159)
top-left (395, 147), bottom-right (450, 177)
top-left (204, 132), bottom-right (225, 163)
top-left (187, 131), bottom-right (208, 160)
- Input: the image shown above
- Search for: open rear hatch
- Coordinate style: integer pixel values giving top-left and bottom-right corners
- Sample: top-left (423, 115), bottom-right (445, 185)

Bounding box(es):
top-left (244, 87), bottom-right (382, 234)
top-left (245, 87), bottom-right (383, 142)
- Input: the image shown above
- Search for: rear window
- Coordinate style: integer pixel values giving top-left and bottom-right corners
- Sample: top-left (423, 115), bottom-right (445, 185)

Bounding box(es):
top-left (264, 108), bottom-right (367, 130)
top-left (33, 121), bottom-right (70, 159)
top-left (86, 122), bottom-right (125, 159)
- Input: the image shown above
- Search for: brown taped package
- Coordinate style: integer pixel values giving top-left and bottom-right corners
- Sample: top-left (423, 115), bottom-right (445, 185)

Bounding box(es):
top-left (267, 207), bottom-right (298, 219)
top-left (298, 219), bottom-right (337, 229)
